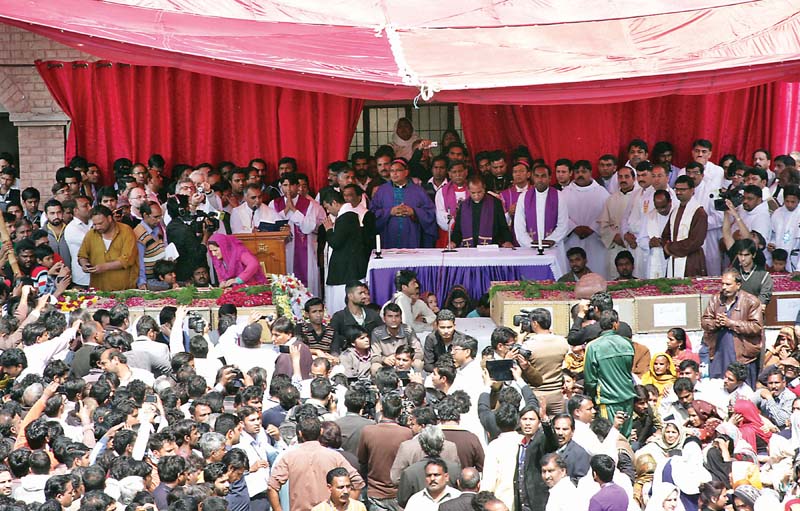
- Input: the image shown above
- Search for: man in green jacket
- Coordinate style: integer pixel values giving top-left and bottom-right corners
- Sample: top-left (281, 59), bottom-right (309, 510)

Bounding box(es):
top-left (583, 309), bottom-right (636, 435)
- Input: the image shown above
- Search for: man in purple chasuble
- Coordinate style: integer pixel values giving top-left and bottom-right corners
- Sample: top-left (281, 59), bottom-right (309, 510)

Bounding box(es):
top-left (370, 158), bottom-right (437, 249)
top-left (451, 176), bottom-right (513, 248)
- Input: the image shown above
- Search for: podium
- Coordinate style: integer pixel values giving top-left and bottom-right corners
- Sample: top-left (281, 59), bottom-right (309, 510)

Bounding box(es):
top-left (234, 229), bottom-right (291, 276)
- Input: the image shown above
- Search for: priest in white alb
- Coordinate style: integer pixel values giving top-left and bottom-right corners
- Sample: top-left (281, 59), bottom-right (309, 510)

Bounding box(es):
top-left (663, 175), bottom-right (708, 277)
top-left (636, 189), bottom-right (673, 279)
top-left (515, 163), bottom-right (569, 275)
top-left (598, 166), bottom-right (638, 279)
top-left (561, 161), bottom-right (610, 278)
top-left (269, 173), bottom-right (326, 296)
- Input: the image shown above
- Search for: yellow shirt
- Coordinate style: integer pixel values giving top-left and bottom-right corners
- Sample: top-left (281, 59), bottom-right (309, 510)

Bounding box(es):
top-left (77, 222), bottom-right (139, 291)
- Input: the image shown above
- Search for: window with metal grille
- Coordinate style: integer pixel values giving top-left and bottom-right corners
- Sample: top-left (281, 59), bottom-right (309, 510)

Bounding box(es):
top-left (348, 103), bottom-right (462, 156)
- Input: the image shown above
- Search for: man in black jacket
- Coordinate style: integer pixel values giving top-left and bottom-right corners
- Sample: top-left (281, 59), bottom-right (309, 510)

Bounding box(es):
top-left (514, 405), bottom-right (557, 511)
top-left (567, 291), bottom-right (633, 346)
top-left (329, 281), bottom-right (383, 356)
top-left (165, 197), bottom-right (211, 283)
top-left (321, 189), bottom-right (367, 313)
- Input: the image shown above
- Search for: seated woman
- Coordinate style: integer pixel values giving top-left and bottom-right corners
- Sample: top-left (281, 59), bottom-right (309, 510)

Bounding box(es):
top-left (730, 398), bottom-right (772, 455)
top-left (665, 327), bottom-right (700, 364)
top-left (636, 420), bottom-right (685, 464)
top-left (641, 352), bottom-right (677, 399)
top-left (207, 233), bottom-right (267, 288)
top-left (443, 285), bottom-right (472, 318)
top-left (420, 291), bottom-right (440, 314)
top-left (763, 326), bottom-right (797, 368)
top-left (685, 400), bottom-right (722, 445)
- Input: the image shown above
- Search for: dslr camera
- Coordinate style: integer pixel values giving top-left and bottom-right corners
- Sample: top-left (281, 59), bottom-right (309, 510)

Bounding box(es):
top-left (713, 187), bottom-right (744, 212)
top-left (513, 308), bottom-right (535, 334)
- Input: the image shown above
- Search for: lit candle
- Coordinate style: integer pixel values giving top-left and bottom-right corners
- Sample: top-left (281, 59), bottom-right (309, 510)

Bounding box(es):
top-left (376, 234), bottom-right (382, 254)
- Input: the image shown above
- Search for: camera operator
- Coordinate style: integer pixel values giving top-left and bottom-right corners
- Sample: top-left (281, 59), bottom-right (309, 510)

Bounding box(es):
top-left (165, 195), bottom-right (215, 283)
top-left (567, 291), bottom-right (632, 346)
top-left (488, 326), bottom-right (540, 388)
top-left (517, 309), bottom-right (570, 415)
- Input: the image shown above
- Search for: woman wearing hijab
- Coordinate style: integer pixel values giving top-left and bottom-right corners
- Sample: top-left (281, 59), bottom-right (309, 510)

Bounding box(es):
top-left (655, 437), bottom-right (712, 511)
top-left (637, 420), bottom-right (685, 464)
top-left (703, 434), bottom-right (733, 488)
top-left (731, 399), bottom-right (772, 454)
top-left (207, 233), bottom-right (267, 288)
top-left (685, 400), bottom-right (722, 444)
top-left (644, 483), bottom-right (683, 511)
top-left (633, 454), bottom-right (658, 509)
top-left (390, 117), bottom-right (418, 161)
top-left (641, 352), bottom-right (678, 397)
top-left (763, 325), bottom-right (797, 368)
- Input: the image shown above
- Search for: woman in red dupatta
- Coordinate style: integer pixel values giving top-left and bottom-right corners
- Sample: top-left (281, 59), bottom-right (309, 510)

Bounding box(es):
top-left (731, 399), bottom-right (772, 453)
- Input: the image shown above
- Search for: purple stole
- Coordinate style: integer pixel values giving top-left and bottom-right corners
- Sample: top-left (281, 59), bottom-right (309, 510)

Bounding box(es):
top-left (460, 198), bottom-right (496, 247)
top-left (500, 187), bottom-right (523, 213)
top-left (524, 188), bottom-right (558, 240)
top-left (441, 181), bottom-right (466, 218)
top-left (273, 195), bottom-right (311, 284)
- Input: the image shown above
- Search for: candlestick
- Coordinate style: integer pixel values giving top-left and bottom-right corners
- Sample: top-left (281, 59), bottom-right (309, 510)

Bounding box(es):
top-left (536, 233), bottom-right (544, 255)
top-left (375, 234), bottom-right (383, 259)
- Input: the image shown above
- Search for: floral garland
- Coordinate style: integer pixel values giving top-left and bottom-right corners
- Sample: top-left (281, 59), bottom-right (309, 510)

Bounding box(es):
top-left (56, 293), bottom-right (99, 313)
top-left (489, 278), bottom-right (692, 300)
top-left (269, 274), bottom-right (313, 320)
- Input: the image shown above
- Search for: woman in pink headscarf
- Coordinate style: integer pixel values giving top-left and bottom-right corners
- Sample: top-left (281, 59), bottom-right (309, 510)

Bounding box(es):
top-left (731, 399), bottom-right (772, 453)
top-left (207, 233), bottom-right (267, 288)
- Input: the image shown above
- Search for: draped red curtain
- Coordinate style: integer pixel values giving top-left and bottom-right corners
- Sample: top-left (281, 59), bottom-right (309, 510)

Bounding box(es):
top-left (35, 61), bottom-right (364, 192)
top-left (459, 82), bottom-right (800, 171)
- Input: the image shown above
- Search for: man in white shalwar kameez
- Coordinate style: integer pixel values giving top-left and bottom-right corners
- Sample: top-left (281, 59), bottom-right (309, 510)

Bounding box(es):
top-left (599, 166), bottom-right (638, 279)
top-left (621, 164), bottom-right (653, 278)
top-left (636, 190), bottom-right (673, 279)
top-left (515, 163), bottom-right (570, 275)
top-left (677, 139), bottom-right (725, 191)
top-left (269, 174), bottom-right (326, 296)
top-left (561, 162), bottom-right (610, 278)
top-left (686, 161), bottom-right (724, 276)
top-left (769, 185), bottom-right (800, 271)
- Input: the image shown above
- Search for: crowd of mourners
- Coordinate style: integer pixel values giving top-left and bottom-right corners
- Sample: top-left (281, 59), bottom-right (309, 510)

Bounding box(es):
top-left (0, 119), bottom-right (795, 511)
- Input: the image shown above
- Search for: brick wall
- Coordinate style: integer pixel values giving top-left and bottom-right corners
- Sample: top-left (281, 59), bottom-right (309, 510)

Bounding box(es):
top-left (0, 24), bottom-right (96, 189)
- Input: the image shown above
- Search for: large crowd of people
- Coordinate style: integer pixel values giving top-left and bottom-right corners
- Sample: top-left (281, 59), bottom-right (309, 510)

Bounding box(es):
top-left (0, 118), bottom-right (794, 511)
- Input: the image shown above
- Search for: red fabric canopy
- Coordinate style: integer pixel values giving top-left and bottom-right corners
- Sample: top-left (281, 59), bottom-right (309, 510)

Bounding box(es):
top-left (459, 82), bottom-right (800, 170)
top-left (5, 0), bottom-right (800, 104)
top-left (35, 61), bottom-right (363, 192)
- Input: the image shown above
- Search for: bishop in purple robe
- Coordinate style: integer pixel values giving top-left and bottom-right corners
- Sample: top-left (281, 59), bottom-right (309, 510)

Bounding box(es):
top-left (370, 158), bottom-right (437, 248)
top-left (451, 177), bottom-right (513, 248)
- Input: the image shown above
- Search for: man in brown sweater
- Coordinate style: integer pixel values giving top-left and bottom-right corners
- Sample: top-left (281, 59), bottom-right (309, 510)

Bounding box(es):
top-left (436, 396), bottom-right (485, 472)
top-left (357, 393), bottom-right (413, 510)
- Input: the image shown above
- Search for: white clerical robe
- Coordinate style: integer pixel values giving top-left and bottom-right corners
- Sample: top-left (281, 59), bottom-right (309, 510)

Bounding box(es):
top-left (770, 205), bottom-right (800, 270)
top-left (678, 161), bottom-right (725, 191)
top-left (434, 186), bottom-right (468, 231)
top-left (636, 208), bottom-right (672, 279)
top-left (562, 181), bottom-right (610, 278)
top-left (230, 203), bottom-right (281, 234)
top-left (694, 177), bottom-right (724, 276)
top-left (514, 187), bottom-right (570, 276)
top-left (623, 186), bottom-right (677, 277)
top-left (269, 196), bottom-right (326, 297)
top-left (736, 200), bottom-right (772, 241)
top-left (599, 187), bottom-right (637, 279)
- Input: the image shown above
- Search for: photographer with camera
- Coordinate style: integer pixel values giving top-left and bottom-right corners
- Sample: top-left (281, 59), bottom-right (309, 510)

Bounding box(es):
top-left (567, 291), bottom-right (632, 347)
top-left (165, 195), bottom-right (213, 283)
top-left (515, 310), bottom-right (570, 415)
top-left (488, 326), bottom-right (540, 389)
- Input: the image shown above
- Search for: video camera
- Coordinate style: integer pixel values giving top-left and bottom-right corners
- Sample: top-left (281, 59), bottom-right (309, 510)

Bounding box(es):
top-left (171, 195), bottom-right (221, 234)
top-left (513, 308), bottom-right (535, 335)
top-left (713, 187), bottom-right (744, 212)
top-left (186, 311), bottom-right (206, 333)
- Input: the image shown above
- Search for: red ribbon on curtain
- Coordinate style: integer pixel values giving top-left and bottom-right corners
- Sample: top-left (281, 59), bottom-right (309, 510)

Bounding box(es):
top-left (459, 82), bottom-right (800, 170)
top-left (35, 61), bottom-right (364, 193)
